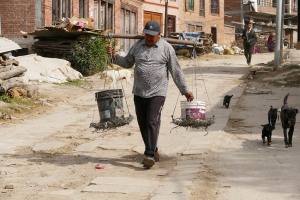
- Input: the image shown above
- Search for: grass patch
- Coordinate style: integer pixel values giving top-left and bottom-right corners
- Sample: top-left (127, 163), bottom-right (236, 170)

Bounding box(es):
top-left (0, 94), bottom-right (43, 117)
top-left (60, 79), bottom-right (91, 88)
top-left (61, 79), bottom-right (87, 87)
top-left (0, 94), bottom-right (12, 103)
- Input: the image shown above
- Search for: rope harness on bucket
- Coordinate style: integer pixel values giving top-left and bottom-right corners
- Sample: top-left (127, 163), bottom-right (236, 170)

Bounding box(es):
top-left (171, 43), bottom-right (215, 132)
top-left (90, 33), bottom-right (133, 131)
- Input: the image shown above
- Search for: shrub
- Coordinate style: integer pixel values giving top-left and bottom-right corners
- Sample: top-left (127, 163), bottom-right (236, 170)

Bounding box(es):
top-left (67, 35), bottom-right (109, 76)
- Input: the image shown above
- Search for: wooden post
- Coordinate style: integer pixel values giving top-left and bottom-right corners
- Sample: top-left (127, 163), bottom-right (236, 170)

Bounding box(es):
top-left (164, 0), bottom-right (168, 37)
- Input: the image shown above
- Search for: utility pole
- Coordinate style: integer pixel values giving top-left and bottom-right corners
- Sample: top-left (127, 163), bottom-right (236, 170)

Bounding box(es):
top-left (298, 0), bottom-right (300, 42)
top-left (280, 0), bottom-right (284, 57)
top-left (274, 0), bottom-right (283, 70)
top-left (241, 0), bottom-right (244, 28)
top-left (164, 0), bottom-right (168, 37)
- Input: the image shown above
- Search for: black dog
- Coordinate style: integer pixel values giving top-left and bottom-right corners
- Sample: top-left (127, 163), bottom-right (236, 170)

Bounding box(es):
top-left (280, 93), bottom-right (298, 148)
top-left (223, 95), bottom-right (233, 108)
top-left (261, 124), bottom-right (275, 146)
top-left (268, 106), bottom-right (278, 128)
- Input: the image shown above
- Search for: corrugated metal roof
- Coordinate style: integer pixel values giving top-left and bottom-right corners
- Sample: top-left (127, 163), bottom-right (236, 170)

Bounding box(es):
top-left (0, 37), bottom-right (21, 54)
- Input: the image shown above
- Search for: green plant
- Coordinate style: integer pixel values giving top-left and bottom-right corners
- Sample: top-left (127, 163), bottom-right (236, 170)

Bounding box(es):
top-left (0, 94), bottom-right (12, 103)
top-left (66, 35), bottom-right (109, 76)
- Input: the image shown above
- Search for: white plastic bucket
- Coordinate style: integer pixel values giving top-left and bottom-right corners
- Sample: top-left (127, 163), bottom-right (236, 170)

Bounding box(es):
top-left (180, 100), bottom-right (206, 120)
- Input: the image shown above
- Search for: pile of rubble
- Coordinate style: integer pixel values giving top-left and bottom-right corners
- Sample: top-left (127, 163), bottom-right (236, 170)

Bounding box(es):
top-left (169, 31), bottom-right (213, 56)
top-left (29, 17), bottom-right (102, 59)
top-left (0, 54), bottom-right (35, 98)
top-left (0, 52), bottom-right (83, 99)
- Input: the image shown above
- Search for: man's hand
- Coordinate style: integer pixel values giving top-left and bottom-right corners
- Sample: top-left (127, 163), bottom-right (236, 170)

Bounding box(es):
top-left (107, 46), bottom-right (116, 58)
top-left (184, 92), bottom-right (194, 102)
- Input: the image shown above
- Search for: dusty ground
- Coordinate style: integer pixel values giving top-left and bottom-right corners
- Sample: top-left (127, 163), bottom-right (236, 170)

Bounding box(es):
top-left (0, 52), bottom-right (299, 200)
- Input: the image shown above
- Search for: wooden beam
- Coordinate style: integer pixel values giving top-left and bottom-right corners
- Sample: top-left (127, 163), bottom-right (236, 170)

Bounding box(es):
top-left (96, 33), bottom-right (204, 46)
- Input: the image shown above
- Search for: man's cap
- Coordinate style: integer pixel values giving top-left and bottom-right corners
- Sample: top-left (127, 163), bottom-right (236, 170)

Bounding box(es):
top-left (143, 21), bottom-right (160, 36)
top-left (245, 20), bottom-right (252, 25)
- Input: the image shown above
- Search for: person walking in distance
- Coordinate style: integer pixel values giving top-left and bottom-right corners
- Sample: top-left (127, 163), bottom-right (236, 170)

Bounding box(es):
top-left (266, 32), bottom-right (275, 52)
top-left (107, 20), bottom-right (194, 169)
top-left (242, 21), bottom-right (258, 65)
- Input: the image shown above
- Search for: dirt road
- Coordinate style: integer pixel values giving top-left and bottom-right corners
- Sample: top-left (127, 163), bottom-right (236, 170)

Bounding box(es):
top-left (0, 52), bottom-right (299, 200)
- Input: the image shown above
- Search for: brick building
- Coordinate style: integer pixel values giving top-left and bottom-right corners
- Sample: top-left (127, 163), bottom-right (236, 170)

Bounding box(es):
top-left (0, 0), bottom-right (229, 51)
top-left (177, 0), bottom-right (226, 45)
top-left (224, 0), bottom-right (298, 46)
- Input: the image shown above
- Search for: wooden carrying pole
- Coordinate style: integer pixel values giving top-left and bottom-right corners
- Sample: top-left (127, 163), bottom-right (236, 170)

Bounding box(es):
top-left (97, 33), bottom-right (204, 46)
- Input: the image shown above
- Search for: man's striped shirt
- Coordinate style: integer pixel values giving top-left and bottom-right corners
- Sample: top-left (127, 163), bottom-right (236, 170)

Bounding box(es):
top-left (114, 38), bottom-right (189, 98)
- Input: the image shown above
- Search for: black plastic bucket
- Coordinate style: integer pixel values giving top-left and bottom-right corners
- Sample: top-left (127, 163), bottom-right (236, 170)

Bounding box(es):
top-left (95, 89), bottom-right (124, 122)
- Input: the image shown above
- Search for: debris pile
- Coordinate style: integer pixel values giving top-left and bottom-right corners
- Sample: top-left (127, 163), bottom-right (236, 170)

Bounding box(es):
top-left (30, 17), bottom-right (103, 59)
top-left (169, 32), bottom-right (213, 56)
top-left (0, 54), bottom-right (30, 95)
top-left (0, 53), bottom-right (83, 99)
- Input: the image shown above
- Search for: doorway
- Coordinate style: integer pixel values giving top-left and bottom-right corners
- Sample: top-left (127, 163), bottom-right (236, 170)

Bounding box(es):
top-left (211, 27), bottom-right (217, 43)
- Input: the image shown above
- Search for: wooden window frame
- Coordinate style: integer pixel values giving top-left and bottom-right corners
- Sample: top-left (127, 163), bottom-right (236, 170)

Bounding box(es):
top-left (79, 0), bottom-right (88, 18)
top-left (186, 0), bottom-right (194, 12)
top-left (52, 0), bottom-right (72, 23)
top-left (258, 0), bottom-right (267, 6)
top-left (94, 0), bottom-right (114, 31)
top-left (199, 0), bottom-right (205, 16)
top-left (211, 0), bottom-right (219, 14)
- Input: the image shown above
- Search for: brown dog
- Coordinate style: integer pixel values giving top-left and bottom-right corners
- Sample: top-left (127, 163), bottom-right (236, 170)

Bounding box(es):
top-left (280, 93), bottom-right (298, 148)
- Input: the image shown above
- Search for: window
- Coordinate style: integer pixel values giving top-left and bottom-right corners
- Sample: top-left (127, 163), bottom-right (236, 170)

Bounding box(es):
top-left (167, 15), bottom-right (176, 33)
top-left (186, 0), bottom-right (194, 11)
top-left (272, 0), bottom-right (277, 7)
top-left (187, 24), bottom-right (202, 32)
top-left (199, 0), bottom-right (205, 16)
top-left (258, 0), bottom-right (267, 6)
top-left (52, 0), bottom-right (72, 23)
top-left (94, 0), bottom-right (113, 31)
top-left (79, 0), bottom-right (88, 18)
top-left (211, 0), bottom-right (219, 14)
top-left (120, 8), bottom-right (137, 52)
top-left (292, 0), bottom-right (297, 11)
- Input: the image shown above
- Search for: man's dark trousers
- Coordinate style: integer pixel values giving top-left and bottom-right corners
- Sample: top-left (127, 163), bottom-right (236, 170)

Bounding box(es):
top-left (134, 95), bottom-right (165, 157)
top-left (244, 43), bottom-right (254, 64)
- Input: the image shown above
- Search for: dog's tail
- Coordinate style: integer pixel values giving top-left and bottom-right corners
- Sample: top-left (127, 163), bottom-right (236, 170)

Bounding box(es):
top-left (283, 93), bottom-right (289, 105)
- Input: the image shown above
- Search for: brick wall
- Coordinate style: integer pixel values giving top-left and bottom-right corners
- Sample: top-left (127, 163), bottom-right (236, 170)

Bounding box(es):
top-left (73, 0), bottom-right (80, 18)
top-left (178, 0), bottom-right (225, 45)
top-left (224, 25), bottom-right (236, 46)
top-left (115, 0), bottom-right (143, 34)
top-left (44, 0), bottom-right (52, 26)
top-left (114, 0), bottom-right (122, 34)
top-left (0, 0), bottom-right (35, 38)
